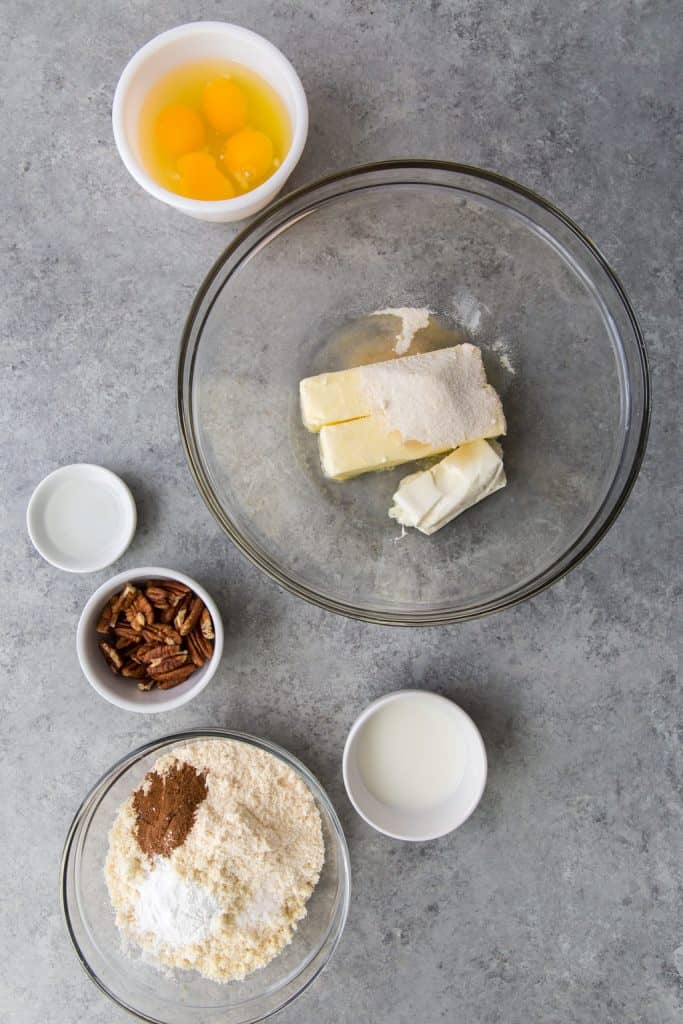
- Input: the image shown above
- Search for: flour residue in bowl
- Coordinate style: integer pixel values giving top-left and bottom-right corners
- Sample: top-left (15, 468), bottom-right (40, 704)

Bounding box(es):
top-left (371, 307), bottom-right (432, 354)
top-left (491, 337), bottom-right (517, 375)
top-left (451, 289), bottom-right (485, 337)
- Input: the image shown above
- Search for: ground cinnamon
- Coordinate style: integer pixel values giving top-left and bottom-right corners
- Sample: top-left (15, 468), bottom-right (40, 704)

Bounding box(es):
top-left (133, 760), bottom-right (208, 858)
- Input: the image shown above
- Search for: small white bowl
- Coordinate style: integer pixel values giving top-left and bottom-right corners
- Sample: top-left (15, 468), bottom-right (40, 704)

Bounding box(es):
top-left (77, 567), bottom-right (224, 713)
top-left (27, 464), bottom-right (136, 573)
top-left (112, 21), bottom-right (308, 222)
top-left (343, 690), bottom-right (487, 841)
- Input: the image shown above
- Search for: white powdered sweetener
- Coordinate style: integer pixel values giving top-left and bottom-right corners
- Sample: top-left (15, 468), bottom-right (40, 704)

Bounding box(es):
top-left (358, 344), bottom-right (506, 447)
top-left (372, 307), bottom-right (431, 354)
top-left (135, 858), bottom-right (220, 947)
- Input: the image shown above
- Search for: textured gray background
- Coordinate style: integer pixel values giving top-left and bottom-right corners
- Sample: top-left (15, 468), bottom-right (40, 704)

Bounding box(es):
top-left (1, 1), bottom-right (681, 1022)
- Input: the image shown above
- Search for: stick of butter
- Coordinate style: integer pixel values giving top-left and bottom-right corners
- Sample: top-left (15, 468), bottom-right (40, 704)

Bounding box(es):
top-left (319, 415), bottom-right (453, 480)
top-left (300, 367), bottom-right (367, 432)
top-left (389, 440), bottom-right (506, 535)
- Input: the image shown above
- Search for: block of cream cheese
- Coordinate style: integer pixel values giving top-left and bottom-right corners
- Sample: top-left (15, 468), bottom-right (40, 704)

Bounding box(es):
top-left (319, 416), bottom-right (453, 480)
top-left (389, 439), bottom-right (506, 535)
top-left (300, 344), bottom-right (506, 445)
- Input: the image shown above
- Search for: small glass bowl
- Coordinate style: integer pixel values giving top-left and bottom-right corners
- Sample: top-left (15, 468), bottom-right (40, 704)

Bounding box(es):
top-left (178, 161), bottom-right (649, 625)
top-left (61, 730), bottom-right (351, 1024)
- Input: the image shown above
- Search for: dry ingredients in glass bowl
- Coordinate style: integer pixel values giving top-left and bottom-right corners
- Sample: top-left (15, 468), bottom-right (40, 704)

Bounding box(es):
top-left (105, 738), bottom-right (325, 982)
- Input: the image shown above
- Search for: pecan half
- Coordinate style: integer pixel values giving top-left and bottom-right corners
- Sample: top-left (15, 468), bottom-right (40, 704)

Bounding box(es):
top-left (147, 652), bottom-right (189, 678)
top-left (144, 585), bottom-right (171, 608)
top-left (115, 636), bottom-right (138, 652)
top-left (96, 599), bottom-right (117, 635)
top-left (178, 596), bottom-right (204, 637)
top-left (125, 593), bottom-right (154, 632)
top-left (200, 607), bottom-right (215, 640)
top-left (121, 661), bottom-right (148, 679)
top-left (173, 593), bottom-right (191, 633)
top-left (192, 626), bottom-right (213, 662)
top-left (113, 625), bottom-right (140, 651)
top-left (156, 663), bottom-right (196, 689)
top-left (148, 579), bottom-right (190, 596)
top-left (99, 642), bottom-right (123, 673)
top-left (186, 631), bottom-right (206, 668)
top-left (135, 644), bottom-right (183, 665)
top-left (142, 623), bottom-right (181, 646)
top-left (111, 583), bottom-right (139, 618)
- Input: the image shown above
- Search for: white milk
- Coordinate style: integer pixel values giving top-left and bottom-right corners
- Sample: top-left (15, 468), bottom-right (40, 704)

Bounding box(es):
top-left (356, 694), bottom-right (465, 813)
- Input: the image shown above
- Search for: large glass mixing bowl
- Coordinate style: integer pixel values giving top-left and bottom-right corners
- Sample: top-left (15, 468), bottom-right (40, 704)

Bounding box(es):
top-left (178, 162), bottom-right (649, 625)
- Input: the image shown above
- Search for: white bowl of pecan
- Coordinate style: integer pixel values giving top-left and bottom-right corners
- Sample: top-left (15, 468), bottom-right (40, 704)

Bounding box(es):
top-left (77, 567), bottom-right (224, 712)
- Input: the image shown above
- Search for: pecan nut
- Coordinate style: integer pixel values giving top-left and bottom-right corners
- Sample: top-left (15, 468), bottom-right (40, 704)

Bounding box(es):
top-left (142, 623), bottom-right (181, 646)
top-left (144, 585), bottom-right (171, 608)
top-left (178, 596), bottom-right (204, 637)
top-left (96, 599), bottom-right (117, 635)
top-left (111, 583), bottom-right (139, 618)
top-left (121, 661), bottom-right (148, 679)
top-left (134, 643), bottom-right (183, 665)
top-left (148, 579), bottom-right (190, 596)
top-left (192, 626), bottom-right (213, 662)
top-left (187, 631), bottom-right (206, 668)
top-left (157, 663), bottom-right (197, 689)
top-left (200, 607), bottom-right (215, 640)
top-left (99, 642), bottom-right (124, 674)
top-left (147, 652), bottom-right (190, 678)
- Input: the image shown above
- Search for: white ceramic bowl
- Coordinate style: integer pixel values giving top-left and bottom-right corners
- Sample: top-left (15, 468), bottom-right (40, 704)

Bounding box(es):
top-left (343, 690), bottom-right (487, 841)
top-left (112, 22), bottom-right (308, 222)
top-left (77, 567), bottom-right (224, 713)
top-left (27, 464), bottom-right (136, 573)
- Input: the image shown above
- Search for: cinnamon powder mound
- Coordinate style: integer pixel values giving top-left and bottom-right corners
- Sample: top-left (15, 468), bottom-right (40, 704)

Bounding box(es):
top-left (133, 761), bottom-right (207, 858)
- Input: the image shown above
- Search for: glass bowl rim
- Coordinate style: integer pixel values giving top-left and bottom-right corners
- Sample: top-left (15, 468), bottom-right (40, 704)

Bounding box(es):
top-left (177, 159), bottom-right (650, 626)
top-left (60, 728), bottom-right (352, 1024)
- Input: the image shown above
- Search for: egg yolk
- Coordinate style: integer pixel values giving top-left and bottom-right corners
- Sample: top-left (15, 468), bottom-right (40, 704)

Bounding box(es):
top-left (176, 152), bottom-right (236, 201)
top-left (202, 78), bottom-right (249, 135)
top-left (221, 129), bottom-right (274, 188)
top-left (155, 104), bottom-right (206, 158)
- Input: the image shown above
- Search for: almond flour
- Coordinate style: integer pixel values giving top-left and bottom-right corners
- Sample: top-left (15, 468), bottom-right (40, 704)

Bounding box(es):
top-left (105, 739), bottom-right (325, 983)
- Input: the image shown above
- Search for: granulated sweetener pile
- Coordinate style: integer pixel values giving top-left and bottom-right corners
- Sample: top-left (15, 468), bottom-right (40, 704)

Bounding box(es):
top-left (359, 343), bottom-right (505, 448)
top-left (105, 739), bottom-right (325, 983)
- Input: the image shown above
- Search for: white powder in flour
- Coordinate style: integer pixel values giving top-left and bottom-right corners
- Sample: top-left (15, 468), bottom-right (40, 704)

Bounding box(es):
top-left (135, 858), bottom-right (220, 948)
top-left (372, 307), bottom-right (431, 354)
top-left (359, 344), bottom-right (506, 447)
top-left (236, 876), bottom-right (282, 932)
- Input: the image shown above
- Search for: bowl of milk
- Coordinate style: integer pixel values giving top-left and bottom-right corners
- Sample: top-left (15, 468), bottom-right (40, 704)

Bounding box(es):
top-left (343, 691), bottom-right (487, 841)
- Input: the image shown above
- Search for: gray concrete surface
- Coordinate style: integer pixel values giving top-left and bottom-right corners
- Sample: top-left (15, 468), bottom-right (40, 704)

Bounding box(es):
top-left (1, 1), bottom-right (681, 1022)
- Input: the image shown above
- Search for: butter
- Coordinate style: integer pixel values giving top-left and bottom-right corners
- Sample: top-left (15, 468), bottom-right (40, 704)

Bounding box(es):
top-left (389, 440), bottom-right (506, 534)
top-left (300, 367), bottom-right (367, 432)
top-left (319, 416), bottom-right (453, 480)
